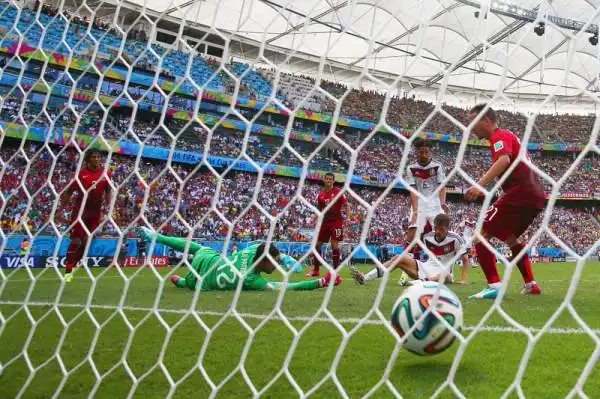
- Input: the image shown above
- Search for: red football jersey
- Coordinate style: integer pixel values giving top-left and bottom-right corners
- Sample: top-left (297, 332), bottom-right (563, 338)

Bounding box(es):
top-left (489, 129), bottom-right (545, 209)
top-left (67, 167), bottom-right (112, 216)
top-left (317, 187), bottom-right (347, 221)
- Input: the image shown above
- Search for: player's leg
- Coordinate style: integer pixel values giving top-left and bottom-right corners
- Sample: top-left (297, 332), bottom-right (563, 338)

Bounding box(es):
top-left (395, 256), bottom-right (419, 280)
top-left (64, 216), bottom-right (98, 281)
top-left (415, 211), bottom-right (431, 236)
top-left (352, 255), bottom-right (413, 284)
top-left (423, 212), bottom-right (438, 235)
top-left (469, 228), bottom-right (502, 299)
top-left (469, 203), bottom-right (503, 298)
top-left (330, 240), bottom-right (341, 269)
top-left (64, 235), bottom-right (83, 282)
top-left (308, 225), bottom-right (329, 276)
top-left (417, 259), bottom-right (454, 284)
top-left (503, 208), bottom-right (542, 294)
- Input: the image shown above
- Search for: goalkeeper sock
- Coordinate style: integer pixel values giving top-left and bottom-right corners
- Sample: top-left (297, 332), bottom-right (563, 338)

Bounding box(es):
top-left (475, 242), bottom-right (501, 284)
top-left (510, 243), bottom-right (535, 284)
top-left (364, 266), bottom-right (384, 281)
top-left (332, 248), bottom-right (341, 269)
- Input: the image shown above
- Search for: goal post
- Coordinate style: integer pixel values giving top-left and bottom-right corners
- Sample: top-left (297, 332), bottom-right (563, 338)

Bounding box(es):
top-left (0, 0), bottom-right (599, 397)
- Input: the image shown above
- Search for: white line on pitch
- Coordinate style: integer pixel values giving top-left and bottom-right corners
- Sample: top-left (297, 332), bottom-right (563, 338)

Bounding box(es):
top-left (0, 300), bottom-right (598, 335)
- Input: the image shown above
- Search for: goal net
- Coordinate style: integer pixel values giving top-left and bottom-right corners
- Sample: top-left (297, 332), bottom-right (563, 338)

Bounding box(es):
top-left (0, 0), bottom-right (599, 397)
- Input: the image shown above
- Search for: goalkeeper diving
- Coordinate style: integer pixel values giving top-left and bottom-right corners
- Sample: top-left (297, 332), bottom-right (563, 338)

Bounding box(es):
top-left (140, 228), bottom-right (341, 291)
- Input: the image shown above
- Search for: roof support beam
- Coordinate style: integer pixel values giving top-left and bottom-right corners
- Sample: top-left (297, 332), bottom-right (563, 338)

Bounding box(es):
top-left (260, 0), bottom-right (444, 62)
top-left (424, 9), bottom-right (536, 87)
top-left (164, 0), bottom-right (198, 16)
top-left (346, 1), bottom-right (462, 68)
top-left (503, 38), bottom-right (568, 91)
top-left (265, 0), bottom-right (349, 44)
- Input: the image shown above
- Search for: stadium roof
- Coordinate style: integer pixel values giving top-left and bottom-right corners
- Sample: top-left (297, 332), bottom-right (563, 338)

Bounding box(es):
top-left (92, 0), bottom-right (600, 110)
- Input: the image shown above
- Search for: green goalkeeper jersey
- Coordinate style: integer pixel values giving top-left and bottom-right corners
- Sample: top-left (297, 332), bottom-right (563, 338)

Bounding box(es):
top-left (147, 231), bottom-right (324, 292)
top-left (189, 244), bottom-right (269, 291)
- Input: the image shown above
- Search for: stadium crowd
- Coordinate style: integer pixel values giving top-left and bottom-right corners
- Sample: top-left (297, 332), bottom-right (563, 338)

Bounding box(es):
top-left (0, 143), bottom-right (597, 255)
top-left (0, 1), bottom-right (596, 146)
top-left (1, 96), bottom-right (598, 196)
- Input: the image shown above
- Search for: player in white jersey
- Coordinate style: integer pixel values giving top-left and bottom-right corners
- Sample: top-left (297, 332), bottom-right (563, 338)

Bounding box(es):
top-left (352, 214), bottom-right (470, 284)
top-left (406, 139), bottom-right (450, 233)
top-left (458, 217), bottom-right (478, 267)
top-left (458, 218), bottom-right (476, 247)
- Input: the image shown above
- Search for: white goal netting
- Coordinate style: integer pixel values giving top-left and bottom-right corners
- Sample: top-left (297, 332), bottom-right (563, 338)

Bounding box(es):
top-left (0, 0), bottom-right (599, 397)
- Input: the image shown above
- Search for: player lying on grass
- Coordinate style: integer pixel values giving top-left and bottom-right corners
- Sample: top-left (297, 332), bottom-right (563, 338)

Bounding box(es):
top-left (351, 214), bottom-right (469, 285)
top-left (140, 228), bottom-right (340, 291)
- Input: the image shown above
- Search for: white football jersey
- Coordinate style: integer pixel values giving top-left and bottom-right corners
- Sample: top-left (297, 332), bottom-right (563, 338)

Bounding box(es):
top-left (406, 160), bottom-right (445, 211)
top-left (422, 231), bottom-right (466, 267)
top-left (459, 219), bottom-right (476, 241)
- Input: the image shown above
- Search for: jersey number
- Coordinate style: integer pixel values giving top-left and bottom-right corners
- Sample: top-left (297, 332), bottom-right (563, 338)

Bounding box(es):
top-left (216, 263), bottom-right (236, 288)
top-left (335, 229), bottom-right (342, 238)
top-left (484, 205), bottom-right (498, 222)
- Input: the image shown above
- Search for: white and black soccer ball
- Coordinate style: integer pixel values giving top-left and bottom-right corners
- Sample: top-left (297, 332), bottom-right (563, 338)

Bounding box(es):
top-left (390, 281), bottom-right (463, 355)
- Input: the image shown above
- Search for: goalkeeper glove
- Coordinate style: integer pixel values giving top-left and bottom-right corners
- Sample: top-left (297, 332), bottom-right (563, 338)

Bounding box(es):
top-left (139, 227), bottom-right (154, 242)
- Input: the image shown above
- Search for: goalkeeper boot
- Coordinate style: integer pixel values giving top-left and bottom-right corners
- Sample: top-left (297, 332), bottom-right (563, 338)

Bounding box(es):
top-left (64, 273), bottom-right (73, 283)
top-left (349, 266), bottom-right (365, 285)
top-left (521, 281), bottom-right (541, 295)
top-left (468, 285), bottom-right (500, 299)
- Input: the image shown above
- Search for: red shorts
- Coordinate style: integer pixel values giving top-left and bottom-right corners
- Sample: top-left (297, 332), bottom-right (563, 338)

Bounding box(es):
top-left (317, 219), bottom-right (344, 243)
top-left (483, 200), bottom-right (541, 242)
top-left (71, 214), bottom-right (102, 238)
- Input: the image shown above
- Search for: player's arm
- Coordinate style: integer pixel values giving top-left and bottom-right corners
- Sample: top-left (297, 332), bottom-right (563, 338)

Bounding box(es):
top-left (437, 164), bottom-right (449, 214)
top-left (409, 190), bottom-right (418, 223)
top-left (140, 227), bottom-right (203, 254)
top-left (62, 173), bottom-right (80, 203)
top-left (103, 172), bottom-right (115, 214)
top-left (439, 187), bottom-right (449, 214)
top-left (343, 196), bottom-right (351, 222)
top-left (312, 196), bottom-right (322, 224)
top-left (465, 155), bottom-right (510, 201)
top-left (404, 168), bottom-right (418, 223)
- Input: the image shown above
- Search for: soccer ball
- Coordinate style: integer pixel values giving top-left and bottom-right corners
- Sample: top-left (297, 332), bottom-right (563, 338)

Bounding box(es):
top-left (390, 281), bottom-right (463, 355)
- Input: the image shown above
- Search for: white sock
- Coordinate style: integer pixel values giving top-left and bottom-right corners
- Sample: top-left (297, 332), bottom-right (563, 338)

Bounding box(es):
top-left (364, 266), bottom-right (385, 281)
top-left (489, 282), bottom-right (502, 289)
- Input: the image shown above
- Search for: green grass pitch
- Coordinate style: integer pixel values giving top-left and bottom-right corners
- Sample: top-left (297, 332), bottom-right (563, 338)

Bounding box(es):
top-left (1, 261), bottom-right (600, 398)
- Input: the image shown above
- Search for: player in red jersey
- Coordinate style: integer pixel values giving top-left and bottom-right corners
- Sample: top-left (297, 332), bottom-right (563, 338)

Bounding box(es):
top-left (465, 104), bottom-right (544, 299)
top-left (306, 173), bottom-right (351, 277)
top-left (61, 149), bottom-right (113, 282)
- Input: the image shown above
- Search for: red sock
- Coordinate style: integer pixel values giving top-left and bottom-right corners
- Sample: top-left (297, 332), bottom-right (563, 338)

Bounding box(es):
top-left (511, 243), bottom-right (535, 284)
top-left (311, 251), bottom-right (321, 273)
top-left (475, 242), bottom-right (500, 284)
top-left (332, 248), bottom-right (341, 269)
top-left (65, 238), bottom-right (86, 273)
